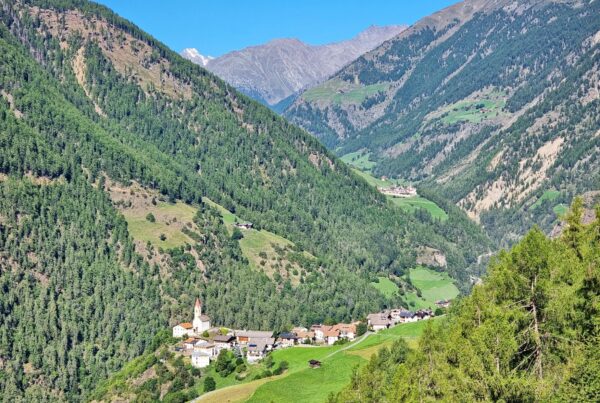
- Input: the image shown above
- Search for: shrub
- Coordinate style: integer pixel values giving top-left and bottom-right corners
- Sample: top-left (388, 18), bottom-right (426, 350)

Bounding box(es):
top-left (203, 376), bottom-right (216, 392)
top-left (146, 213), bottom-right (156, 222)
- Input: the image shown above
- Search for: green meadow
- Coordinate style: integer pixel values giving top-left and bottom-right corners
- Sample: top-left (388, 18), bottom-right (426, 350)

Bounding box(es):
top-left (440, 92), bottom-right (506, 124)
top-left (391, 196), bottom-right (448, 221)
top-left (340, 150), bottom-right (377, 171)
top-left (123, 201), bottom-right (197, 249)
top-left (404, 266), bottom-right (459, 309)
top-left (371, 276), bottom-right (400, 298)
top-left (303, 80), bottom-right (388, 105)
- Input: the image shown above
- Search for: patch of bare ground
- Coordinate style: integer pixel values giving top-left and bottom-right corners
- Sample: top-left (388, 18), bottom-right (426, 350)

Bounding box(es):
top-left (1, 90), bottom-right (23, 118)
top-left (416, 247), bottom-right (447, 268)
top-left (308, 152), bottom-right (334, 170)
top-left (130, 366), bottom-right (157, 388)
top-left (461, 136), bottom-right (564, 220)
top-left (72, 47), bottom-right (106, 116)
top-left (32, 7), bottom-right (192, 100)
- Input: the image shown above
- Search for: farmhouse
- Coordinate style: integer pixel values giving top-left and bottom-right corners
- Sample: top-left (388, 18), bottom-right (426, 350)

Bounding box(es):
top-left (235, 330), bottom-right (273, 345)
top-left (435, 299), bottom-right (452, 309)
top-left (292, 327), bottom-right (314, 343)
top-left (247, 337), bottom-right (275, 362)
top-left (367, 312), bottom-right (392, 331)
top-left (277, 332), bottom-right (298, 348)
top-left (172, 322), bottom-right (193, 338)
top-left (233, 222), bottom-right (253, 229)
top-left (332, 323), bottom-right (357, 340)
top-left (213, 334), bottom-right (236, 352)
top-left (191, 351), bottom-right (210, 369)
top-left (195, 341), bottom-right (217, 357)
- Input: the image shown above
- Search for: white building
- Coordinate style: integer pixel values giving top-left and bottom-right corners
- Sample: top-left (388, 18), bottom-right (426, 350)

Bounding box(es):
top-left (193, 298), bottom-right (211, 334)
top-left (191, 351), bottom-right (210, 368)
top-left (172, 322), bottom-right (193, 338)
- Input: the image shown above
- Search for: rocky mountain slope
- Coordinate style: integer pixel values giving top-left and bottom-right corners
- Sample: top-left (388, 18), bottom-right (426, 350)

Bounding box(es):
top-left (286, 0), bottom-right (600, 244)
top-left (0, 0), bottom-right (487, 399)
top-left (182, 25), bottom-right (406, 106)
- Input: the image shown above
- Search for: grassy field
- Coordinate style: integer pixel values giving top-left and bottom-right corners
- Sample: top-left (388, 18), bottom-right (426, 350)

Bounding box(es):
top-left (340, 150), bottom-right (377, 171)
top-left (531, 190), bottom-right (561, 209)
top-left (123, 201), bottom-right (197, 249)
top-left (404, 266), bottom-right (459, 309)
top-left (302, 80), bottom-right (388, 105)
top-left (391, 196), bottom-right (448, 221)
top-left (371, 277), bottom-right (399, 298)
top-left (553, 204), bottom-right (568, 216)
top-left (441, 92), bottom-right (506, 124)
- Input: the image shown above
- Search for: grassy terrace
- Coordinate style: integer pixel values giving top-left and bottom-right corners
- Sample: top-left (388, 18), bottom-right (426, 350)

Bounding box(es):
top-left (440, 91), bottom-right (507, 124)
top-left (340, 150), bottom-right (377, 171)
top-left (302, 80), bottom-right (388, 105)
top-left (122, 201), bottom-right (197, 249)
top-left (391, 196), bottom-right (448, 221)
top-left (404, 266), bottom-right (459, 310)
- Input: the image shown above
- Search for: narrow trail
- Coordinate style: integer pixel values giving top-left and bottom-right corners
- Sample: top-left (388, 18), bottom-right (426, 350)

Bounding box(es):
top-left (322, 331), bottom-right (372, 359)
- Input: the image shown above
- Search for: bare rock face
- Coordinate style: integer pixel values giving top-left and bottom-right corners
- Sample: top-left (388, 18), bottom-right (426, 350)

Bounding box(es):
top-left (181, 25), bottom-right (406, 105)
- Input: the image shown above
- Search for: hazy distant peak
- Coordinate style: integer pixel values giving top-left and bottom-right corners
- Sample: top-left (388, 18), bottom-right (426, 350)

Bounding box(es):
top-left (180, 48), bottom-right (213, 66)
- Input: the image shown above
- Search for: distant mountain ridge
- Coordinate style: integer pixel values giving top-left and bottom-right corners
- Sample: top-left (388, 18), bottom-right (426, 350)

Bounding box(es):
top-left (182, 25), bottom-right (406, 105)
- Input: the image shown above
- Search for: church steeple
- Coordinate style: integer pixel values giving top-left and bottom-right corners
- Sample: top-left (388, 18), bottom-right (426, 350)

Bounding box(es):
top-left (194, 297), bottom-right (202, 318)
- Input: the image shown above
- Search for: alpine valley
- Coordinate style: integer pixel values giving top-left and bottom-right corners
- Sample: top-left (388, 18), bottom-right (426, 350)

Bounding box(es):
top-left (0, 0), bottom-right (598, 402)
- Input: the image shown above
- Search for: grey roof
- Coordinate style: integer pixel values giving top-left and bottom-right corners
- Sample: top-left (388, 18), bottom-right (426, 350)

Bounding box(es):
top-left (213, 335), bottom-right (235, 343)
top-left (235, 330), bottom-right (273, 339)
top-left (192, 351), bottom-right (210, 358)
top-left (198, 315), bottom-right (210, 321)
top-left (247, 337), bottom-right (275, 352)
top-left (400, 311), bottom-right (414, 318)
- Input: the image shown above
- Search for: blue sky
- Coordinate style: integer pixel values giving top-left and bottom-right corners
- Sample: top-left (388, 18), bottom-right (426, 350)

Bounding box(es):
top-left (95, 0), bottom-right (460, 57)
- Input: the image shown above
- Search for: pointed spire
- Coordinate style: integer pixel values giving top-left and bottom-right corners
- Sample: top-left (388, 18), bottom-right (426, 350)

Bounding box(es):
top-left (195, 297), bottom-right (201, 309)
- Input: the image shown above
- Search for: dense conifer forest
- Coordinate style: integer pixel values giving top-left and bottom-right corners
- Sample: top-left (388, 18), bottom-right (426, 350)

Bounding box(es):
top-left (0, 0), bottom-right (492, 399)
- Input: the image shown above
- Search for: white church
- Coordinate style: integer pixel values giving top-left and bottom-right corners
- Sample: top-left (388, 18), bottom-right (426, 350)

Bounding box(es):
top-left (172, 298), bottom-right (211, 338)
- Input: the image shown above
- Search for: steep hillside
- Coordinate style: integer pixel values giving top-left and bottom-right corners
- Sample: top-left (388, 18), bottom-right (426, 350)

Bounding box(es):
top-left (286, 0), bottom-right (600, 244)
top-left (183, 25), bottom-right (406, 106)
top-left (0, 0), bottom-right (488, 399)
top-left (333, 201), bottom-right (600, 401)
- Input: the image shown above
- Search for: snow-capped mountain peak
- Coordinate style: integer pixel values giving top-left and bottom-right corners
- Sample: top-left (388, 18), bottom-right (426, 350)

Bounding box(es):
top-left (180, 48), bottom-right (214, 66)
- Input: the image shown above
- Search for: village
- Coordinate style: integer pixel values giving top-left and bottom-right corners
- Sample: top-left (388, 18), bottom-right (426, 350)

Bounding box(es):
top-left (172, 297), bottom-right (451, 369)
top-left (377, 184), bottom-right (418, 198)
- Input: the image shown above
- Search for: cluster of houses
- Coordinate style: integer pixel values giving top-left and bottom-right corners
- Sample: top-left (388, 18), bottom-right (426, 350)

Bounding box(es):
top-left (377, 185), bottom-right (417, 198)
top-left (367, 308), bottom-right (434, 331)
top-left (173, 297), bottom-right (449, 369)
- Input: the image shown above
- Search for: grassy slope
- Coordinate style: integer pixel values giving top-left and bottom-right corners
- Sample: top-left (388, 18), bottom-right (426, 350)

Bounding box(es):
top-left (391, 196), bottom-right (448, 221)
top-left (371, 277), bottom-right (399, 298)
top-left (303, 80), bottom-right (388, 105)
top-left (203, 198), bottom-right (313, 281)
top-left (339, 151), bottom-right (377, 171)
top-left (404, 266), bottom-right (459, 309)
top-left (122, 201), bottom-right (197, 249)
top-left (246, 320), bottom-right (433, 402)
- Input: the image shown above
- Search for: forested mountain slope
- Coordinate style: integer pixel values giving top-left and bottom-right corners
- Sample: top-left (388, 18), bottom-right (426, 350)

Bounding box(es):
top-left (0, 0), bottom-right (489, 400)
top-left (286, 0), bottom-right (600, 245)
top-left (334, 200), bottom-right (600, 402)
